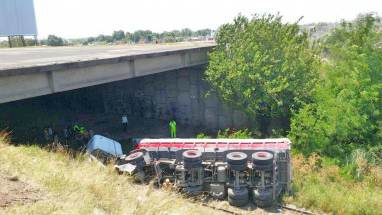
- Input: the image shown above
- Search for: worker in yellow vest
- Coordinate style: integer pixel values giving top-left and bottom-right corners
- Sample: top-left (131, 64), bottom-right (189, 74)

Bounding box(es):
top-left (169, 120), bottom-right (176, 138)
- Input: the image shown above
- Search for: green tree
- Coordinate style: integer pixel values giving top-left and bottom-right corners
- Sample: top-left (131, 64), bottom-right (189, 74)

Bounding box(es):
top-left (181, 28), bottom-right (193, 37)
top-left (195, 28), bottom-right (211, 37)
top-left (206, 14), bottom-right (320, 135)
top-left (96, 34), bottom-right (113, 43)
top-left (289, 14), bottom-right (382, 155)
top-left (47, 35), bottom-right (64, 46)
top-left (132, 30), bottom-right (154, 43)
top-left (125, 32), bottom-right (132, 42)
top-left (160, 31), bottom-right (177, 42)
top-left (112, 30), bottom-right (125, 41)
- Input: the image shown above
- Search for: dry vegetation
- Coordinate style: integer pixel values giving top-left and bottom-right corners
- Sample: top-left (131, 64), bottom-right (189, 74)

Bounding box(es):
top-left (1, 131), bottom-right (381, 215)
top-left (286, 153), bottom-right (382, 214)
top-left (0, 132), bottom-right (226, 215)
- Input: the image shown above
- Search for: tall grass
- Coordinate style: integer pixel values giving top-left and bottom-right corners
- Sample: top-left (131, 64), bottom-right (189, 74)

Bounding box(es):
top-left (2, 130), bottom-right (381, 214)
top-left (0, 132), bottom-right (222, 215)
top-left (286, 153), bottom-right (382, 214)
top-left (198, 129), bottom-right (382, 214)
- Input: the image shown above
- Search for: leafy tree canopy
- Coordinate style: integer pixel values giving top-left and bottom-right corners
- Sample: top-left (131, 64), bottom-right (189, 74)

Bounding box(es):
top-left (290, 14), bottom-right (382, 156)
top-left (206, 14), bottom-right (320, 135)
top-left (46, 35), bottom-right (65, 46)
top-left (112, 30), bottom-right (125, 41)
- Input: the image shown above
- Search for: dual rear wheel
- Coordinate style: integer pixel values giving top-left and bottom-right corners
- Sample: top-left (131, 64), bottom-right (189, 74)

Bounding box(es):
top-left (225, 151), bottom-right (274, 207)
top-left (227, 187), bottom-right (249, 207)
top-left (182, 150), bottom-right (275, 207)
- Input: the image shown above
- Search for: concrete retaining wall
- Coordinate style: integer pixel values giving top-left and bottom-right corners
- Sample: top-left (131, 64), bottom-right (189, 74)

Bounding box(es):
top-left (101, 66), bottom-right (251, 131)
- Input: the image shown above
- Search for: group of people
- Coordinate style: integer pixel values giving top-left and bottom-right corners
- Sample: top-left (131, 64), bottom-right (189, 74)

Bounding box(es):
top-left (43, 114), bottom-right (178, 147)
top-left (43, 124), bottom-right (94, 148)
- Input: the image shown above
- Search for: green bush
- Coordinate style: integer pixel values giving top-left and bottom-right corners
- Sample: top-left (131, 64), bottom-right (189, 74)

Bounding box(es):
top-left (46, 35), bottom-right (65, 46)
top-left (206, 14), bottom-right (320, 136)
top-left (216, 128), bottom-right (253, 139)
top-left (196, 129), bottom-right (254, 139)
top-left (289, 14), bottom-right (382, 156)
top-left (288, 153), bottom-right (382, 214)
top-left (195, 133), bottom-right (211, 139)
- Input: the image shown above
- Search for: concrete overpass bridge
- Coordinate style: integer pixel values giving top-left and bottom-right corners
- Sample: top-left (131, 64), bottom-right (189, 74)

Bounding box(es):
top-left (0, 41), bottom-right (253, 130)
top-left (0, 42), bottom-right (214, 104)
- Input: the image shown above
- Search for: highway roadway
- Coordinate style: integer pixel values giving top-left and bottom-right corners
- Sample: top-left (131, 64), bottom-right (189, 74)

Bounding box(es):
top-left (0, 41), bottom-right (215, 71)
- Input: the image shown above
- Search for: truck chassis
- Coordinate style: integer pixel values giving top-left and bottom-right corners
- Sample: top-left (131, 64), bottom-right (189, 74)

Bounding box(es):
top-left (116, 138), bottom-right (292, 207)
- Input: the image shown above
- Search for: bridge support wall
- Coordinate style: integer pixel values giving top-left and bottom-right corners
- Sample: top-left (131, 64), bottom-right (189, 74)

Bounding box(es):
top-left (101, 66), bottom-right (251, 130)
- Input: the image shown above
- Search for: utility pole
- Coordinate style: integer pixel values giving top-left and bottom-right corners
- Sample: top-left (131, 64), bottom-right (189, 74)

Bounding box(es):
top-left (20, 35), bottom-right (26, 46)
top-left (34, 35), bottom-right (38, 46)
top-left (8, 36), bottom-right (12, 48)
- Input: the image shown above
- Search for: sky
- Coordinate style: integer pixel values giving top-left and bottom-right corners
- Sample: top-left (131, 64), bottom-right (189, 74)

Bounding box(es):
top-left (33, 0), bottom-right (382, 39)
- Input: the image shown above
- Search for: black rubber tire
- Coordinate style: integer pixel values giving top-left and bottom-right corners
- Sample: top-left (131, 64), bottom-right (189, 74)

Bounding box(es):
top-left (125, 151), bottom-right (144, 162)
top-left (252, 188), bottom-right (273, 208)
top-left (125, 151), bottom-right (145, 168)
top-left (252, 151), bottom-right (273, 166)
top-left (184, 160), bottom-right (202, 168)
top-left (256, 200), bottom-right (273, 208)
top-left (227, 187), bottom-right (249, 207)
top-left (226, 152), bottom-right (248, 171)
top-left (183, 150), bottom-right (202, 161)
top-left (228, 187), bottom-right (249, 200)
top-left (226, 152), bottom-right (248, 165)
top-left (183, 150), bottom-right (202, 168)
top-left (228, 197), bottom-right (249, 207)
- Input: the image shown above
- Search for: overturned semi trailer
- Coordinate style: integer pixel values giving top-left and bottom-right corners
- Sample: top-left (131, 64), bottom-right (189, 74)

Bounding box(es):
top-left (116, 138), bottom-right (292, 207)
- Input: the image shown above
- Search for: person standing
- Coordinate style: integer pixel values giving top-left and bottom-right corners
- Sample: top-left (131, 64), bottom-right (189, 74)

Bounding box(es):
top-left (48, 127), bottom-right (53, 141)
top-left (43, 128), bottom-right (49, 141)
top-left (122, 114), bottom-right (128, 131)
top-left (63, 127), bottom-right (69, 145)
top-left (169, 120), bottom-right (177, 138)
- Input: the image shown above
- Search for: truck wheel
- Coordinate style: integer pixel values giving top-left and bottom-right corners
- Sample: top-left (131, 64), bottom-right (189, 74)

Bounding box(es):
top-left (183, 150), bottom-right (202, 161)
top-left (227, 187), bottom-right (249, 207)
top-left (252, 151), bottom-right (273, 165)
top-left (183, 150), bottom-right (202, 168)
top-left (125, 151), bottom-right (144, 162)
top-left (125, 151), bottom-right (145, 168)
top-left (135, 171), bottom-right (146, 184)
top-left (226, 152), bottom-right (248, 171)
top-left (252, 151), bottom-right (273, 170)
top-left (252, 188), bottom-right (273, 207)
top-left (256, 200), bottom-right (273, 208)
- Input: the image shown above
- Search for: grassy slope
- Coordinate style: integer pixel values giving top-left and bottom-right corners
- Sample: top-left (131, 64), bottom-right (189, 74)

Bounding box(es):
top-left (0, 133), bottom-right (223, 215)
top-left (286, 153), bottom-right (382, 215)
top-left (1, 131), bottom-right (381, 215)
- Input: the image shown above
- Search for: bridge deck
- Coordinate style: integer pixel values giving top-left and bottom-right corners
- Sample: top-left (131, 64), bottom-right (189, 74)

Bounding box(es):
top-left (0, 41), bottom-right (214, 104)
top-left (0, 41), bottom-right (215, 72)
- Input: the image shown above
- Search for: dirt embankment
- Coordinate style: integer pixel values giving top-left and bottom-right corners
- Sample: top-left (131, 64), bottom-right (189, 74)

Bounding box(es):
top-left (0, 171), bottom-right (43, 208)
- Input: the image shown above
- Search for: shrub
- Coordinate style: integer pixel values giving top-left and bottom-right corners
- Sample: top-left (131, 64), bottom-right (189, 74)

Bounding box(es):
top-left (289, 14), bottom-right (382, 156)
top-left (206, 14), bottom-right (320, 135)
top-left (196, 129), bottom-right (254, 139)
top-left (217, 128), bottom-right (253, 139)
top-left (288, 153), bottom-right (382, 214)
top-left (47, 35), bottom-right (65, 46)
top-left (195, 133), bottom-right (211, 139)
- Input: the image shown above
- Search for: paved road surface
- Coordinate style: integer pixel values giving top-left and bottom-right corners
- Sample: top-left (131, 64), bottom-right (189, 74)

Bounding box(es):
top-left (0, 41), bottom-right (215, 71)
